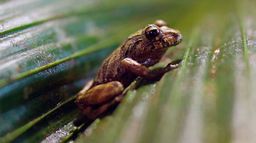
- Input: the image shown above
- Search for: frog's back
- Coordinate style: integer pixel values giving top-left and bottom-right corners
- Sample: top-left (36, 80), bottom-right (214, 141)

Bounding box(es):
top-left (93, 47), bottom-right (136, 87)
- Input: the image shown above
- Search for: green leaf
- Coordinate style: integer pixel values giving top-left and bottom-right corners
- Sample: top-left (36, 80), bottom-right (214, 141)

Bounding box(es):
top-left (1, 0), bottom-right (256, 143)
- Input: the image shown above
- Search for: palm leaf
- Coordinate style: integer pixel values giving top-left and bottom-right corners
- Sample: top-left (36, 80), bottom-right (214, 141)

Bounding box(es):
top-left (1, 0), bottom-right (256, 142)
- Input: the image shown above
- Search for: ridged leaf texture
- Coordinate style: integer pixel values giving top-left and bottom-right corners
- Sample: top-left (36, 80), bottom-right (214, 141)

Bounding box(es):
top-left (0, 0), bottom-right (256, 143)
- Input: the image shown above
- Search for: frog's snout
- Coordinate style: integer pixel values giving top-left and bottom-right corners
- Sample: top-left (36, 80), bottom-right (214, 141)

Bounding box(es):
top-left (169, 28), bottom-right (182, 45)
top-left (165, 31), bottom-right (182, 46)
top-left (174, 32), bottom-right (182, 45)
top-left (160, 26), bottom-right (182, 46)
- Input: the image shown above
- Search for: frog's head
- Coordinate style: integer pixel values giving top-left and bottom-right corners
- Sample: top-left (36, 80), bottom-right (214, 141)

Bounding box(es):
top-left (143, 20), bottom-right (182, 49)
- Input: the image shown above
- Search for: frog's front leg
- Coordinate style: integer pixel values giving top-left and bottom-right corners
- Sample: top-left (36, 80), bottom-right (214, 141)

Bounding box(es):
top-left (76, 81), bottom-right (124, 119)
top-left (121, 58), bottom-right (182, 81)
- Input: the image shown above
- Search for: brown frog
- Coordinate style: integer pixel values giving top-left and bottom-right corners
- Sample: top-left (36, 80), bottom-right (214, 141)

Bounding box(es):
top-left (75, 20), bottom-right (182, 119)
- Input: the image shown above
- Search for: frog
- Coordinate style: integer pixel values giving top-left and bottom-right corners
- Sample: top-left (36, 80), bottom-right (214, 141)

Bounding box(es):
top-left (75, 20), bottom-right (182, 120)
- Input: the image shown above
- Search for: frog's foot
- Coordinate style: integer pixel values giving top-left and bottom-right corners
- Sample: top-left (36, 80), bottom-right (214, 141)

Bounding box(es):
top-left (121, 58), bottom-right (182, 81)
top-left (81, 96), bottom-right (123, 119)
top-left (165, 59), bottom-right (183, 70)
top-left (76, 81), bottom-right (124, 119)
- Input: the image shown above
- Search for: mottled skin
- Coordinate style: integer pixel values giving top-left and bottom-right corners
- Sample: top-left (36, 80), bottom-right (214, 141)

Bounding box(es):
top-left (76, 20), bottom-right (182, 119)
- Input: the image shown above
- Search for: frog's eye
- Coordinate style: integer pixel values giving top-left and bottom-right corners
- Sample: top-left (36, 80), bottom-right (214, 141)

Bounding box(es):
top-left (145, 25), bottom-right (160, 40)
top-left (155, 19), bottom-right (168, 27)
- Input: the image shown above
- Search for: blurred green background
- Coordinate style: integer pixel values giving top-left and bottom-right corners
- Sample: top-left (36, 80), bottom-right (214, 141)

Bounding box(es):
top-left (0, 0), bottom-right (255, 142)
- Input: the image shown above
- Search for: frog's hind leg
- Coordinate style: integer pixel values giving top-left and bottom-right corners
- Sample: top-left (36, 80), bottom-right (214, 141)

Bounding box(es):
top-left (81, 97), bottom-right (123, 119)
top-left (75, 81), bottom-right (124, 119)
top-left (78, 80), bottom-right (94, 95)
